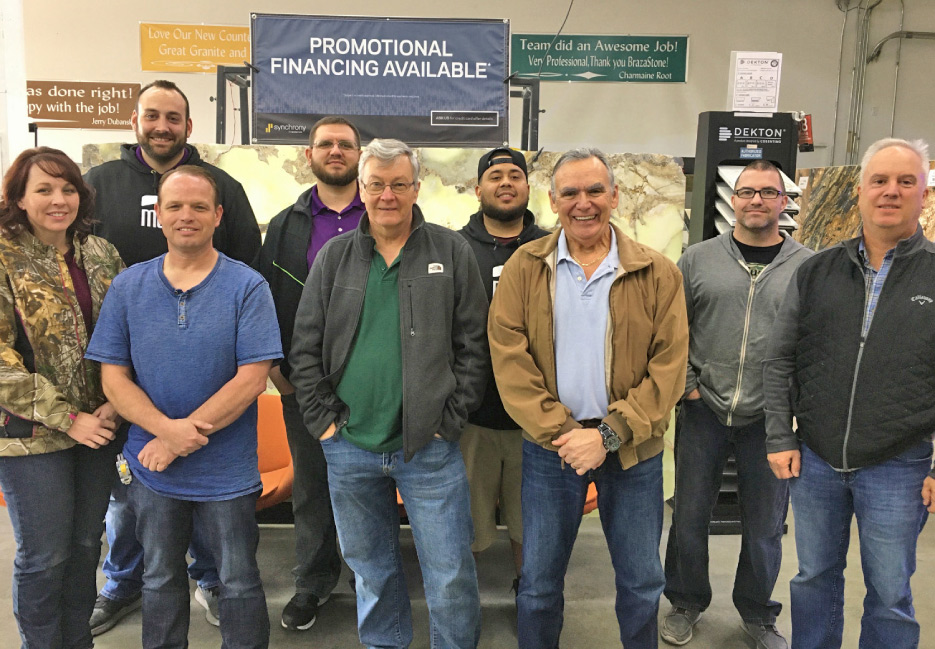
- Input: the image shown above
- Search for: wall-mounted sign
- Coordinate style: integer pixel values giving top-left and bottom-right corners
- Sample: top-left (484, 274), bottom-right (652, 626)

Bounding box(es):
top-left (511, 34), bottom-right (687, 82)
top-left (140, 23), bottom-right (250, 73)
top-left (27, 81), bottom-right (140, 130)
top-left (728, 51), bottom-right (782, 112)
top-left (252, 14), bottom-right (510, 147)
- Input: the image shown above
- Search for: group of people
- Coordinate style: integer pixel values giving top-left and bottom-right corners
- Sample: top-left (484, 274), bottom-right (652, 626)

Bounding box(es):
top-left (0, 77), bottom-right (930, 649)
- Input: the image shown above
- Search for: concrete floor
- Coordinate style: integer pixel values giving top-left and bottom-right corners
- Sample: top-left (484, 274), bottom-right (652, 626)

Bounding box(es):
top-left (0, 502), bottom-right (932, 648)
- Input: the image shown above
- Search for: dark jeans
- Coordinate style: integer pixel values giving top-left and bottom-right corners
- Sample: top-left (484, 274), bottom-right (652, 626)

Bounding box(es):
top-left (664, 398), bottom-right (788, 624)
top-left (128, 480), bottom-right (269, 649)
top-left (0, 439), bottom-right (120, 649)
top-left (518, 440), bottom-right (664, 649)
top-left (280, 393), bottom-right (341, 598)
top-left (100, 478), bottom-right (218, 600)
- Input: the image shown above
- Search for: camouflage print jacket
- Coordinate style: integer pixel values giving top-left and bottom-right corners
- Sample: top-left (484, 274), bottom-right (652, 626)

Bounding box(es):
top-left (0, 231), bottom-right (123, 456)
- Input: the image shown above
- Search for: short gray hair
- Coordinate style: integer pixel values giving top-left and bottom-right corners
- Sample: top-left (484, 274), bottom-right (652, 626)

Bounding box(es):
top-left (358, 138), bottom-right (420, 181)
top-left (550, 148), bottom-right (615, 194)
top-left (859, 137), bottom-right (929, 183)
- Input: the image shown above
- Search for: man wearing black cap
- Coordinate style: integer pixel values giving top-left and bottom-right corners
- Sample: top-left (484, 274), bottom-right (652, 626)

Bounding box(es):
top-left (457, 148), bottom-right (548, 591)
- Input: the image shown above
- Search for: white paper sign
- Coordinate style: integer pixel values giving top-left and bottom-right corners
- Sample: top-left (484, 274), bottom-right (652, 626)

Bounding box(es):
top-left (728, 51), bottom-right (782, 113)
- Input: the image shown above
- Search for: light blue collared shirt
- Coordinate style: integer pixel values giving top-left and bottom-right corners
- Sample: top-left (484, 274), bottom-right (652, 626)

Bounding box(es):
top-left (554, 230), bottom-right (619, 421)
top-left (857, 236), bottom-right (895, 339)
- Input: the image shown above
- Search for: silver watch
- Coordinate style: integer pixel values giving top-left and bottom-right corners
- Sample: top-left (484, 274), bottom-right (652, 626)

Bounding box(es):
top-left (597, 422), bottom-right (621, 452)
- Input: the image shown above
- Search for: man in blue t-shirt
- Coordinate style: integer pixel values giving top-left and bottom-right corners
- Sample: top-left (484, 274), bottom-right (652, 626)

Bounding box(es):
top-left (86, 166), bottom-right (282, 649)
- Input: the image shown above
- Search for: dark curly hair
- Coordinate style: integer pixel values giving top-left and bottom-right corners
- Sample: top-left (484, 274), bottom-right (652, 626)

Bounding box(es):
top-left (0, 147), bottom-right (95, 243)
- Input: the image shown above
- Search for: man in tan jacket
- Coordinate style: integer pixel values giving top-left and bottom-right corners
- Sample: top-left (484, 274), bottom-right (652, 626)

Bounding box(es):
top-left (488, 148), bottom-right (688, 649)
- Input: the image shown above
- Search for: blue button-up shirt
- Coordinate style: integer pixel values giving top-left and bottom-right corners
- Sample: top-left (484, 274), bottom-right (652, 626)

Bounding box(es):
top-left (857, 236), bottom-right (895, 339)
top-left (554, 230), bottom-right (619, 421)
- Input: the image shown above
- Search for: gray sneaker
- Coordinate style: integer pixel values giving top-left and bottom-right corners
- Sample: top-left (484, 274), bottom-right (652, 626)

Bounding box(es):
top-left (660, 607), bottom-right (702, 645)
top-left (195, 585), bottom-right (220, 626)
top-left (741, 622), bottom-right (788, 649)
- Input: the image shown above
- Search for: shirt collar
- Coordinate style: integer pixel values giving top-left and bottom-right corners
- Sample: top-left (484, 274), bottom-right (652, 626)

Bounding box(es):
top-left (557, 229), bottom-right (619, 273)
top-left (310, 185), bottom-right (365, 217)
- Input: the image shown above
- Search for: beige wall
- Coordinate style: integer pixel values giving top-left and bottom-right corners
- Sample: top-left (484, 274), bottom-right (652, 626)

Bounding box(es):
top-left (18, 0), bottom-right (935, 166)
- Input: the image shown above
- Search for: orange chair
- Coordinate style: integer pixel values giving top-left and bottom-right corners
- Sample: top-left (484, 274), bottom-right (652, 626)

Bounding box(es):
top-left (583, 483), bottom-right (598, 515)
top-left (255, 393), bottom-right (294, 512)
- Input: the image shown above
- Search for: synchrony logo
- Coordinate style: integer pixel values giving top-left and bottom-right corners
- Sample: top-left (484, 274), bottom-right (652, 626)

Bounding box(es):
top-left (265, 123), bottom-right (307, 134)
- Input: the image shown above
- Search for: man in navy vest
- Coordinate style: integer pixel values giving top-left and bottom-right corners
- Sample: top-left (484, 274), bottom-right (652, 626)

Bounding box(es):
top-left (764, 138), bottom-right (934, 649)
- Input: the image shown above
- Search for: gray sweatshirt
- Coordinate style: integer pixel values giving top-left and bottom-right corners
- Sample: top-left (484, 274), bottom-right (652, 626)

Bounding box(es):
top-left (678, 232), bottom-right (812, 427)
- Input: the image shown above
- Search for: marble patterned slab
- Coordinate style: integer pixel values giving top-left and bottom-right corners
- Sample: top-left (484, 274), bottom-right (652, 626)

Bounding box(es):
top-left (83, 143), bottom-right (687, 261)
top-left (794, 163), bottom-right (935, 250)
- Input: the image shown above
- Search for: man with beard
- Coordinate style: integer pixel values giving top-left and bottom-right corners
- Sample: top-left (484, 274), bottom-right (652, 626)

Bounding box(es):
top-left (457, 148), bottom-right (548, 591)
top-left (661, 159), bottom-right (811, 648)
top-left (84, 79), bottom-right (261, 634)
top-left (256, 116), bottom-right (364, 632)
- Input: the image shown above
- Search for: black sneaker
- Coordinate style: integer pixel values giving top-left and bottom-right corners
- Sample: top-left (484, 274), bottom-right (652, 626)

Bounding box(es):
top-left (281, 592), bottom-right (329, 631)
top-left (89, 592), bottom-right (143, 636)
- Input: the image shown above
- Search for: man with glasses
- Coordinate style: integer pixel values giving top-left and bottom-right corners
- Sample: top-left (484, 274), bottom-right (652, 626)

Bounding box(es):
top-left (488, 148), bottom-right (688, 649)
top-left (661, 160), bottom-right (811, 648)
top-left (289, 138), bottom-right (488, 648)
top-left (256, 116), bottom-right (364, 632)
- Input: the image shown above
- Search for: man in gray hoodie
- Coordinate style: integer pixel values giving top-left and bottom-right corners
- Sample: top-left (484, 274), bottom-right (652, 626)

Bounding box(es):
top-left (661, 160), bottom-right (812, 649)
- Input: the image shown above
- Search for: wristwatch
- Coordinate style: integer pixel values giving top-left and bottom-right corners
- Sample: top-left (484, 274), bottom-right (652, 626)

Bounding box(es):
top-left (596, 422), bottom-right (621, 453)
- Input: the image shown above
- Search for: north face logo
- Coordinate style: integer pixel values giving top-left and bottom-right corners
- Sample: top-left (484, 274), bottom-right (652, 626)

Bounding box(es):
top-left (911, 294), bottom-right (933, 305)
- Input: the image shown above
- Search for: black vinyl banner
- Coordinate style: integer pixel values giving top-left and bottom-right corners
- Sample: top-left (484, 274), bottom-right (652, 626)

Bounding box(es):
top-left (252, 14), bottom-right (510, 147)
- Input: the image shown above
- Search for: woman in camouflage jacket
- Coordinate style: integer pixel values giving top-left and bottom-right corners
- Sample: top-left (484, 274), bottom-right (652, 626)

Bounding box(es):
top-left (0, 147), bottom-right (124, 648)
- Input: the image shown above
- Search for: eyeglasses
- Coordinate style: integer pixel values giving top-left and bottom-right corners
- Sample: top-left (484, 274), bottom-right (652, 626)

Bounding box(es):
top-left (362, 181), bottom-right (416, 195)
top-left (312, 140), bottom-right (358, 151)
top-left (733, 187), bottom-right (784, 200)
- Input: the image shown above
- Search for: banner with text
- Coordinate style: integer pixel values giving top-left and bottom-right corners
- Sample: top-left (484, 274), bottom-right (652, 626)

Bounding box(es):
top-left (511, 34), bottom-right (687, 83)
top-left (27, 81), bottom-right (140, 130)
top-left (252, 14), bottom-right (509, 146)
top-left (141, 23), bottom-right (250, 73)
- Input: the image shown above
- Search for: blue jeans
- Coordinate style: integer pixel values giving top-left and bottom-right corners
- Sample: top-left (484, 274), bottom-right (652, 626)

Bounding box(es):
top-left (518, 440), bottom-right (664, 649)
top-left (321, 434), bottom-right (480, 649)
top-left (0, 441), bottom-right (120, 649)
top-left (100, 477), bottom-right (219, 601)
top-left (281, 393), bottom-right (341, 597)
top-left (128, 480), bottom-right (269, 649)
top-left (664, 398), bottom-right (788, 623)
top-left (789, 441), bottom-right (931, 649)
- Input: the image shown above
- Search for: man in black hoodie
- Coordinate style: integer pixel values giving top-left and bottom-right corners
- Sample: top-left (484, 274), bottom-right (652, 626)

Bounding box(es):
top-left (457, 148), bottom-right (548, 589)
top-left (84, 80), bottom-right (261, 635)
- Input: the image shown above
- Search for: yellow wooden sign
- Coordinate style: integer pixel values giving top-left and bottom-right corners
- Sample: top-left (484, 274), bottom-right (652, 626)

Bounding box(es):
top-left (140, 23), bottom-right (250, 73)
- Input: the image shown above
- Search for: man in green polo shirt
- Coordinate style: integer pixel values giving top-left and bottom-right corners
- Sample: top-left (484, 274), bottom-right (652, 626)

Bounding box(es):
top-left (289, 138), bottom-right (489, 649)
top-left (333, 250), bottom-right (403, 451)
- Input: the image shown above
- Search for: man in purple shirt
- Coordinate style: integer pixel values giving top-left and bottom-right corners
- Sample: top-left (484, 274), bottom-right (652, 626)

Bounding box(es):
top-left (256, 116), bottom-right (364, 632)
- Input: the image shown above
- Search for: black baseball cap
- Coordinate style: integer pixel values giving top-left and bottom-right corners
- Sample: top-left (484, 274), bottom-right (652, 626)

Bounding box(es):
top-left (477, 148), bottom-right (528, 181)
